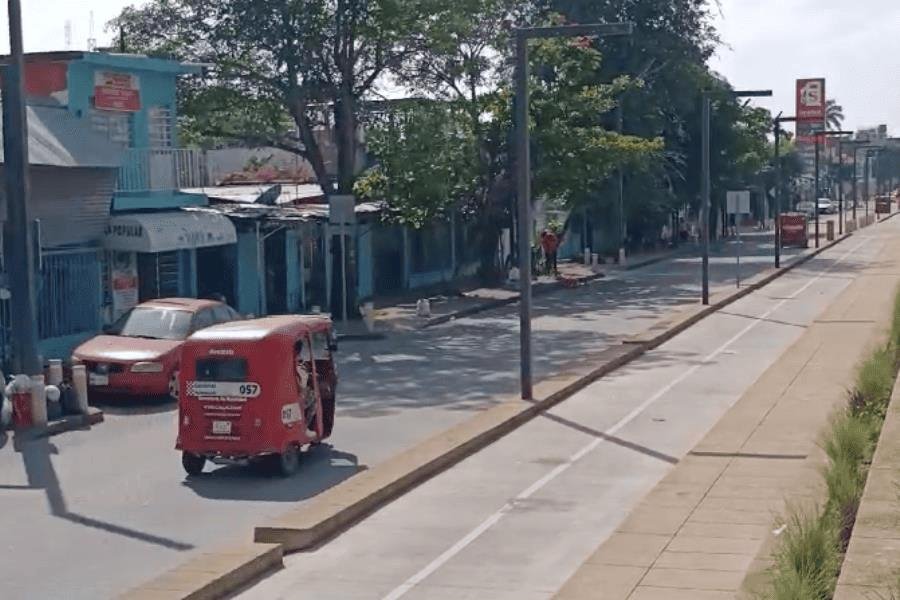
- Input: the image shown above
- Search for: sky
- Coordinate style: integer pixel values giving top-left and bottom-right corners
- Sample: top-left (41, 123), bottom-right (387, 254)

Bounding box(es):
top-left (1, 0), bottom-right (897, 135)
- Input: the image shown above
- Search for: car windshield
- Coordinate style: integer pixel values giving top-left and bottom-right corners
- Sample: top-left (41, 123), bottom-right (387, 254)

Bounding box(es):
top-left (109, 307), bottom-right (193, 341)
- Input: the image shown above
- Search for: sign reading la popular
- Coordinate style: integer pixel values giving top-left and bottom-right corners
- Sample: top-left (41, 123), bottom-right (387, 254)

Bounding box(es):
top-left (795, 78), bottom-right (826, 123)
top-left (94, 71), bottom-right (141, 112)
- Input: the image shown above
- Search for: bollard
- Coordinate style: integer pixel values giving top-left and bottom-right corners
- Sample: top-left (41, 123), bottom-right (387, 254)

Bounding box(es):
top-left (71, 365), bottom-right (90, 415)
top-left (618, 247), bottom-right (627, 267)
top-left (591, 253), bottom-right (599, 268)
top-left (47, 359), bottom-right (64, 386)
top-left (30, 375), bottom-right (47, 428)
top-left (826, 221), bottom-right (835, 241)
top-left (583, 248), bottom-right (591, 266)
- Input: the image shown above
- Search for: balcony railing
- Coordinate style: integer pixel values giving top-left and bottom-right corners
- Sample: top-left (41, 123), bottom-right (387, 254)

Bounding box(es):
top-left (117, 148), bottom-right (208, 192)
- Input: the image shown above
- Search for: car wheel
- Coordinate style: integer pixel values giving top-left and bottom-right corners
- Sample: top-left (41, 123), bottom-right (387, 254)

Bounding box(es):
top-left (276, 446), bottom-right (301, 477)
top-left (169, 370), bottom-right (180, 401)
top-left (182, 452), bottom-right (205, 476)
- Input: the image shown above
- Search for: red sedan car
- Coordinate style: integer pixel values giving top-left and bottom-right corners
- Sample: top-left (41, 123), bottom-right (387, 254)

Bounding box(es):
top-left (73, 298), bottom-right (241, 400)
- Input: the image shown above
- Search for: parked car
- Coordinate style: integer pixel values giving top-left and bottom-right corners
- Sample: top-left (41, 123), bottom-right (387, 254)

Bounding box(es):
top-left (817, 198), bottom-right (836, 214)
top-left (72, 298), bottom-right (242, 401)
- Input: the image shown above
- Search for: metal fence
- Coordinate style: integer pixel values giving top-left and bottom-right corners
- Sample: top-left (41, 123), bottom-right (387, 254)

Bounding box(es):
top-left (37, 250), bottom-right (102, 340)
top-left (117, 147), bottom-right (208, 192)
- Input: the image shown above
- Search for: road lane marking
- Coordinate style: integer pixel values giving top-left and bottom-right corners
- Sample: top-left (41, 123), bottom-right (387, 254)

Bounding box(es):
top-left (380, 238), bottom-right (869, 600)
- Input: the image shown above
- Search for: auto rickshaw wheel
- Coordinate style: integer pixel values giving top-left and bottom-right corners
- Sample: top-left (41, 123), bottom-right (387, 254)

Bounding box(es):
top-left (276, 446), bottom-right (301, 477)
top-left (182, 452), bottom-right (205, 476)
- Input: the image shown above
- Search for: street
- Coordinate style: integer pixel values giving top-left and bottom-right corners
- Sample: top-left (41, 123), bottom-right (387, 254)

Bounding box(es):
top-left (236, 212), bottom-right (895, 600)
top-left (0, 234), bottom-right (804, 599)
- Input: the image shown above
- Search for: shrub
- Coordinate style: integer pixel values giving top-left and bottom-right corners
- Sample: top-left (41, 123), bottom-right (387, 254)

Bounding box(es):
top-left (770, 507), bottom-right (840, 600)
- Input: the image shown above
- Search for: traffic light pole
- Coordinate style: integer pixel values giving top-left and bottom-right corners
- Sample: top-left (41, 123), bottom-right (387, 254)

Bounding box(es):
top-left (2, 0), bottom-right (41, 375)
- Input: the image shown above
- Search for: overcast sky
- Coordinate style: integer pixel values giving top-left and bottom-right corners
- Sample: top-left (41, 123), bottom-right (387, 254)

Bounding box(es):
top-left (2, 0), bottom-right (898, 134)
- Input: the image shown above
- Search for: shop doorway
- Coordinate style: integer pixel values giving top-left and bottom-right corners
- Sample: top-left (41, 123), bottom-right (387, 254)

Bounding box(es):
top-left (197, 245), bottom-right (236, 305)
top-left (138, 251), bottom-right (180, 301)
top-left (330, 232), bottom-right (357, 319)
top-left (265, 229), bottom-right (288, 314)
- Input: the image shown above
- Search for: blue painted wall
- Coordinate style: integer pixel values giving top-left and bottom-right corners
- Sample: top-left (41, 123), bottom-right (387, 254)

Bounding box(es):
top-left (65, 54), bottom-right (191, 149)
top-left (235, 231), bottom-right (262, 316)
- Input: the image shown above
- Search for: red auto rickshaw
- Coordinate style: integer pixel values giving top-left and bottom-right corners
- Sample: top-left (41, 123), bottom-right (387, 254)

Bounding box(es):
top-left (176, 315), bottom-right (338, 477)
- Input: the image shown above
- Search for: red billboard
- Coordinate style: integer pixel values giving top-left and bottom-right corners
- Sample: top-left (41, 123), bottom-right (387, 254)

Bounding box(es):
top-left (796, 78), bottom-right (826, 123)
top-left (94, 71), bottom-right (141, 112)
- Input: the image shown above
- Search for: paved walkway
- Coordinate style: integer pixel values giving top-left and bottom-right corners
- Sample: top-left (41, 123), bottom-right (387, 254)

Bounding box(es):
top-left (554, 218), bottom-right (900, 600)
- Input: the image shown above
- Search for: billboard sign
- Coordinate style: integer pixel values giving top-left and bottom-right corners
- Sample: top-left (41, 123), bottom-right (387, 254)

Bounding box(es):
top-left (94, 71), bottom-right (141, 112)
top-left (796, 78), bottom-right (826, 123)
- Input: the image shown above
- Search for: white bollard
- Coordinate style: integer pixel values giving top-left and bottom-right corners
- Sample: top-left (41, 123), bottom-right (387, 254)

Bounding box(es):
top-left (583, 248), bottom-right (591, 266)
top-left (415, 298), bottom-right (431, 318)
top-left (47, 359), bottom-right (64, 386)
top-left (71, 365), bottom-right (89, 415)
top-left (618, 247), bottom-right (627, 266)
top-left (591, 253), bottom-right (599, 268)
top-left (30, 374), bottom-right (47, 428)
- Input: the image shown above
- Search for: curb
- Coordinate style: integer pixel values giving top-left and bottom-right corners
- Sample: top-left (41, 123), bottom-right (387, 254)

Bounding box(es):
top-left (15, 407), bottom-right (105, 439)
top-left (422, 247), bottom-right (693, 329)
top-left (123, 227), bottom-right (865, 600)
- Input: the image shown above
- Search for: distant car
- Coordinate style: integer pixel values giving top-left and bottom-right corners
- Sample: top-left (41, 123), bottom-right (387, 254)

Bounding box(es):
top-left (817, 198), bottom-right (836, 214)
top-left (73, 298), bottom-right (242, 401)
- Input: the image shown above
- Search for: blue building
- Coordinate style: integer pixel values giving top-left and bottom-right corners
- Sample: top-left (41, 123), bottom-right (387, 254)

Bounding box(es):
top-left (7, 50), bottom-right (236, 360)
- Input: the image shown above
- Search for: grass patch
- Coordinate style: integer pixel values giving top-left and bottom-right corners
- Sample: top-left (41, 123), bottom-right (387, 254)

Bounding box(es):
top-left (763, 286), bottom-right (900, 598)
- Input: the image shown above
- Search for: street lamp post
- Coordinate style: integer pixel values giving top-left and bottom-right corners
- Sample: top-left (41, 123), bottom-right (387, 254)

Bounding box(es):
top-left (700, 88), bottom-right (772, 305)
top-left (813, 130), bottom-right (853, 247)
top-left (773, 113), bottom-right (797, 268)
top-left (1, 0), bottom-right (41, 375)
top-left (514, 22), bottom-right (633, 400)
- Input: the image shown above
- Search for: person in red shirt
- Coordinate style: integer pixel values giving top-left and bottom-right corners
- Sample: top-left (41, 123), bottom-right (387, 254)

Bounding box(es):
top-left (541, 229), bottom-right (560, 275)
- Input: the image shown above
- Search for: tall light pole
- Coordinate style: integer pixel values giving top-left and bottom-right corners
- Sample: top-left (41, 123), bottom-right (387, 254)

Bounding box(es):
top-left (2, 0), bottom-right (41, 375)
top-left (700, 88), bottom-right (772, 305)
top-left (813, 130), bottom-right (853, 247)
top-left (773, 113), bottom-right (797, 268)
top-left (514, 22), bottom-right (633, 400)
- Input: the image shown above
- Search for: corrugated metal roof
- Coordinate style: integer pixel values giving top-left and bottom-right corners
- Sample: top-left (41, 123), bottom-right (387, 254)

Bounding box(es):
top-left (0, 104), bottom-right (122, 168)
top-left (181, 183), bottom-right (326, 205)
top-left (186, 198), bottom-right (383, 225)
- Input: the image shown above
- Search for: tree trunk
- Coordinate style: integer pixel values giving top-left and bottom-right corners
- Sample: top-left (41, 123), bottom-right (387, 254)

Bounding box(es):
top-left (289, 96), bottom-right (330, 191)
top-left (334, 89), bottom-right (358, 195)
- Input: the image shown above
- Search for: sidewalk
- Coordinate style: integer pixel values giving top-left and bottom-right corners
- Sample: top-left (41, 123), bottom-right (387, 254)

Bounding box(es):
top-left (352, 245), bottom-right (691, 335)
top-left (553, 222), bottom-right (900, 600)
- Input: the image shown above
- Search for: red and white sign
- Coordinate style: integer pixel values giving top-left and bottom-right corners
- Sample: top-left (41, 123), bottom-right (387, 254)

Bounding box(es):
top-left (795, 78), bottom-right (826, 123)
top-left (94, 71), bottom-right (141, 112)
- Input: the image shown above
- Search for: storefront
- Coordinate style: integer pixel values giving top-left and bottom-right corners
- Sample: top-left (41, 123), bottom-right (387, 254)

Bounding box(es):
top-left (103, 210), bottom-right (238, 317)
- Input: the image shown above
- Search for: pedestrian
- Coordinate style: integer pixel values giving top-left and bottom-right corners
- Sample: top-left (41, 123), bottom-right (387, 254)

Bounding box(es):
top-left (540, 229), bottom-right (560, 275)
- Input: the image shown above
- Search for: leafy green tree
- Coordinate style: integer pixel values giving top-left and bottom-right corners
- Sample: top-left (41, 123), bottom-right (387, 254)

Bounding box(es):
top-left (111, 0), bottom-right (422, 195)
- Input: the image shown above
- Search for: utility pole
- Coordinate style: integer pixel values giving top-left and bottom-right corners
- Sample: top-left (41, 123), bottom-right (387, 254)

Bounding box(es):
top-left (773, 113), bottom-right (796, 269)
top-left (616, 104), bottom-right (625, 264)
top-left (814, 136), bottom-right (820, 247)
top-left (513, 22), bottom-right (633, 400)
top-left (700, 96), bottom-right (711, 304)
top-left (700, 88), bottom-right (772, 304)
top-left (2, 0), bottom-right (41, 375)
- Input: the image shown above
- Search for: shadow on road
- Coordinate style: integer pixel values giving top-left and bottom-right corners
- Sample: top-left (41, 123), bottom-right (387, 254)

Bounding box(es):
top-left (11, 431), bottom-right (194, 551)
top-left (182, 443), bottom-right (363, 502)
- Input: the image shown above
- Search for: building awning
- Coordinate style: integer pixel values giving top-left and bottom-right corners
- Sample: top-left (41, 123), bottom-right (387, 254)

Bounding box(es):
top-left (104, 211), bottom-right (237, 253)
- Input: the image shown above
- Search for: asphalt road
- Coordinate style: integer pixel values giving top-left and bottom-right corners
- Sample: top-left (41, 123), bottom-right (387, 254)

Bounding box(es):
top-left (0, 232), bottom-right (807, 599)
top-left (238, 219), bottom-right (895, 600)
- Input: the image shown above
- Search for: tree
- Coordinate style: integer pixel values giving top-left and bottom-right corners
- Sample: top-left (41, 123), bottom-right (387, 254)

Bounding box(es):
top-left (111, 0), bottom-right (422, 195)
top-left (825, 99), bottom-right (845, 131)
